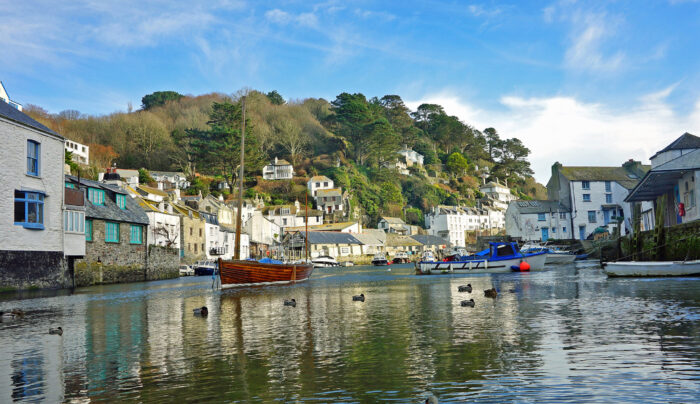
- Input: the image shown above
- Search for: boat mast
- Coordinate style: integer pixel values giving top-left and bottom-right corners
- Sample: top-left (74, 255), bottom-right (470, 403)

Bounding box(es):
top-left (234, 96), bottom-right (246, 260)
top-left (305, 189), bottom-right (309, 262)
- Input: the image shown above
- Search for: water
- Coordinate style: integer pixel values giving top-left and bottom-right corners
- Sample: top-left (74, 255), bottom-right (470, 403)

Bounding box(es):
top-left (1, 263), bottom-right (699, 403)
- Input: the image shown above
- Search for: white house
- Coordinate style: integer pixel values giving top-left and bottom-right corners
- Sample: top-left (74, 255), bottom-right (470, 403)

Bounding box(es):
top-left (1, 101), bottom-right (68, 289)
top-left (113, 169), bottom-right (140, 186)
top-left (547, 160), bottom-right (648, 240)
top-left (262, 157), bottom-right (293, 180)
top-left (308, 175), bottom-right (334, 196)
top-left (480, 181), bottom-right (516, 210)
top-left (378, 216), bottom-right (409, 235)
top-left (265, 201), bottom-right (324, 229)
top-left (626, 133), bottom-right (700, 229)
top-left (0, 81), bottom-right (22, 111)
top-left (398, 145), bottom-right (424, 166)
top-left (382, 159), bottom-right (409, 175)
top-left (505, 200), bottom-right (571, 241)
top-left (65, 139), bottom-right (89, 165)
top-left (425, 205), bottom-right (500, 247)
top-left (150, 171), bottom-right (190, 189)
top-left (316, 188), bottom-right (344, 215)
top-left (137, 198), bottom-right (181, 250)
top-left (63, 179), bottom-right (86, 259)
top-left (244, 210), bottom-right (281, 257)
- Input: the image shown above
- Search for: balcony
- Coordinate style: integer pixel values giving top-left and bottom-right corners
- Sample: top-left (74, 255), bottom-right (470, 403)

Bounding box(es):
top-left (209, 246), bottom-right (226, 256)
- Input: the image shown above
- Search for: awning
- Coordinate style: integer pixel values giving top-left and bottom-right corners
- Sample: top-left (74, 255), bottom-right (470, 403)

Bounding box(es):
top-left (625, 171), bottom-right (687, 202)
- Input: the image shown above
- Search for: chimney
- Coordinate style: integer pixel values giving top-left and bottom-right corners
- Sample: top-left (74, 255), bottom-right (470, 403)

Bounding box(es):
top-left (218, 194), bottom-right (224, 202)
top-left (274, 157), bottom-right (278, 164)
top-left (158, 201), bottom-right (165, 211)
top-left (166, 203), bottom-right (173, 214)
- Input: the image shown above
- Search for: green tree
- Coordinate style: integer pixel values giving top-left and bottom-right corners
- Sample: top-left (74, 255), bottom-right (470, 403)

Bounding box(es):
top-left (138, 168), bottom-right (154, 184)
top-left (446, 152), bottom-right (470, 176)
top-left (483, 127), bottom-right (503, 161)
top-left (266, 90), bottom-right (285, 105)
top-left (141, 91), bottom-right (184, 110)
top-left (405, 207), bottom-right (424, 226)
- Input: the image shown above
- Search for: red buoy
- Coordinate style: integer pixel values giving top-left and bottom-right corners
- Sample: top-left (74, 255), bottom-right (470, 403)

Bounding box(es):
top-left (519, 261), bottom-right (531, 271)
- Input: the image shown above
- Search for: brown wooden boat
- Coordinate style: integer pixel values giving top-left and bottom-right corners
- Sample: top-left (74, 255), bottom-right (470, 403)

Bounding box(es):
top-left (218, 259), bottom-right (314, 288)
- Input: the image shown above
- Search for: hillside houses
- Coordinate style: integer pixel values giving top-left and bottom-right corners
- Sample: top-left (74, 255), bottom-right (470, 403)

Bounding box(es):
top-left (262, 157), bottom-right (293, 180)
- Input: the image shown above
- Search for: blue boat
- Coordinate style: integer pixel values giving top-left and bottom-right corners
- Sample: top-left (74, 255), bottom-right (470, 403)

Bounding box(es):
top-left (416, 242), bottom-right (548, 274)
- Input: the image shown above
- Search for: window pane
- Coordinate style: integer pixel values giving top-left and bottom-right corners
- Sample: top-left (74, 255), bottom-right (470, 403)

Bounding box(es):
top-left (27, 202), bottom-right (38, 223)
top-left (15, 199), bottom-right (25, 222)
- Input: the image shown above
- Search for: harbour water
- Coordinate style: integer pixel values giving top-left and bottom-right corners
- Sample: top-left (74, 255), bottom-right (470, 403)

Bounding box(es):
top-left (1, 263), bottom-right (699, 402)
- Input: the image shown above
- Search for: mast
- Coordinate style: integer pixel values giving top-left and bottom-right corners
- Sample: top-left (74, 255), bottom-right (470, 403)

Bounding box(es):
top-left (305, 190), bottom-right (309, 262)
top-left (234, 96), bottom-right (246, 260)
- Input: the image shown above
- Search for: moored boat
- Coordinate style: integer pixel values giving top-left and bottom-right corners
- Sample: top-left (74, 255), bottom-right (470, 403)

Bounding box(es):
top-left (392, 251), bottom-right (410, 264)
top-left (218, 258), bottom-right (314, 288)
top-left (603, 260), bottom-right (700, 277)
top-left (371, 253), bottom-right (389, 266)
top-left (194, 260), bottom-right (217, 276)
top-left (312, 255), bottom-right (340, 268)
top-left (416, 242), bottom-right (547, 274)
top-left (545, 250), bottom-right (577, 264)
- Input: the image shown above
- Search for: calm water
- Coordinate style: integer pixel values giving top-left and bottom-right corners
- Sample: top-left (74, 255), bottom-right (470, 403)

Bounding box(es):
top-left (1, 263), bottom-right (699, 403)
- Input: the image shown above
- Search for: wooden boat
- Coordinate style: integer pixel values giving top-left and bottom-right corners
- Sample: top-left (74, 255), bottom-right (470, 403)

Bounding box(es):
top-left (416, 242), bottom-right (547, 274)
top-left (218, 258), bottom-right (313, 288)
top-left (603, 260), bottom-right (700, 277)
top-left (217, 96), bottom-right (313, 288)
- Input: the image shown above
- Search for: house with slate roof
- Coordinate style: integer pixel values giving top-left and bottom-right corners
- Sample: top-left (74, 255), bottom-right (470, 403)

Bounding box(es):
top-left (626, 133), bottom-right (700, 229)
top-left (283, 231), bottom-right (363, 259)
top-left (307, 175), bottom-right (334, 196)
top-left (262, 157), bottom-right (293, 180)
top-left (378, 216), bottom-right (409, 235)
top-left (1, 100), bottom-right (68, 289)
top-left (547, 160), bottom-right (649, 240)
top-left (505, 200), bottom-right (571, 241)
top-left (172, 202), bottom-right (206, 261)
top-left (65, 175), bottom-right (150, 270)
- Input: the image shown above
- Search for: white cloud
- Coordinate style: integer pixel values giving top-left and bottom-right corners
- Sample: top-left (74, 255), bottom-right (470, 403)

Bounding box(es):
top-left (265, 9), bottom-right (292, 24)
top-left (564, 12), bottom-right (625, 72)
top-left (354, 9), bottom-right (397, 21)
top-left (265, 9), bottom-right (319, 28)
top-left (407, 89), bottom-right (700, 184)
top-left (467, 4), bottom-right (502, 18)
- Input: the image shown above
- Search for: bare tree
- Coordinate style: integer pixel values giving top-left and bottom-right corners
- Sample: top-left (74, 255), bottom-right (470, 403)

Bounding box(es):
top-left (152, 223), bottom-right (179, 248)
top-left (275, 120), bottom-right (309, 166)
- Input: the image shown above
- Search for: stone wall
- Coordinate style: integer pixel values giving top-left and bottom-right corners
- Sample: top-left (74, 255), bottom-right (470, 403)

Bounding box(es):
top-left (146, 245), bottom-right (179, 280)
top-left (0, 250), bottom-right (70, 290)
top-left (83, 220), bottom-right (148, 266)
top-left (180, 215), bottom-right (205, 264)
top-left (621, 220), bottom-right (700, 261)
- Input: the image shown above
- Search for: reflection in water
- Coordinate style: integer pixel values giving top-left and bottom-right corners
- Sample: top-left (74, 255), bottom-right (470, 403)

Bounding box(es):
top-left (0, 266), bottom-right (699, 402)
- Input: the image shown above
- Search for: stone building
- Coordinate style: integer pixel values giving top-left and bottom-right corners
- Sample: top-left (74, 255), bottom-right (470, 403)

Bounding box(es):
top-left (173, 203), bottom-right (206, 262)
top-left (1, 101), bottom-right (68, 289)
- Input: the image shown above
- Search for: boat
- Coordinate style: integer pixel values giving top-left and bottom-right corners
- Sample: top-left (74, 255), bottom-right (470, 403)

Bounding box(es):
top-left (416, 242), bottom-right (547, 274)
top-left (217, 96), bottom-right (313, 288)
top-left (312, 255), bottom-right (340, 268)
top-left (340, 261), bottom-right (354, 267)
top-left (392, 251), bottom-right (410, 264)
top-left (444, 247), bottom-right (468, 262)
top-left (603, 260), bottom-right (700, 277)
top-left (179, 264), bottom-right (194, 276)
top-left (420, 250), bottom-right (435, 262)
top-left (371, 253), bottom-right (389, 266)
top-left (194, 260), bottom-right (217, 276)
top-left (521, 242), bottom-right (576, 264)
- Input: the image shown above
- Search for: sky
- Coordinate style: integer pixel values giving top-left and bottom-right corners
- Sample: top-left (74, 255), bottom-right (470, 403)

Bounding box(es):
top-left (2, 0), bottom-right (700, 183)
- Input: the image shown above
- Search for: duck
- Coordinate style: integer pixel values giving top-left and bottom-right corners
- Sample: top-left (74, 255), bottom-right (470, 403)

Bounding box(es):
top-left (484, 288), bottom-right (498, 298)
top-left (284, 298), bottom-right (296, 307)
top-left (458, 284), bottom-right (472, 293)
top-left (424, 392), bottom-right (439, 404)
top-left (49, 327), bottom-right (63, 336)
top-left (193, 306), bottom-right (208, 316)
top-left (352, 293), bottom-right (365, 302)
top-left (460, 299), bottom-right (475, 307)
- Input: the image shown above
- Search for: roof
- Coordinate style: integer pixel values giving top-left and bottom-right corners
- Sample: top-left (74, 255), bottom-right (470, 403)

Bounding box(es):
top-left (115, 168), bottom-right (139, 177)
top-left (558, 164), bottom-right (650, 189)
top-left (137, 185), bottom-right (168, 197)
top-left (267, 159), bottom-right (291, 166)
top-left (309, 175), bottom-right (331, 182)
top-left (65, 175), bottom-right (149, 225)
top-left (150, 171), bottom-right (185, 177)
top-left (362, 229), bottom-right (387, 244)
top-left (411, 234), bottom-right (450, 246)
top-left (651, 133), bottom-right (700, 159)
top-left (0, 101), bottom-right (61, 138)
top-left (380, 217), bottom-right (406, 225)
top-left (286, 221), bottom-right (357, 232)
top-left (172, 203), bottom-right (201, 219)
top-left (353, 233), bottom-right (384, 246)
top-left (316, 188), bottom-right (342, 197)
top-left (625, 149), bottom-right (700, 202)
top-left (294, 208), bottom-right (323, 217)
top-left (299, 231), bottom-right (362, 244)
top-left (386, 234), bottom-right (422, 247)
top-left (509, 200), bottom-right (569, 214)
top-left (480, 181), bottom-right (509, 190)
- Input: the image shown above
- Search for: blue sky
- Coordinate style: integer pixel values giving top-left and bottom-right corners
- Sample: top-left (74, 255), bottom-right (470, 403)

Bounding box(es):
top-left (3, 0), bottom-right (700, 182)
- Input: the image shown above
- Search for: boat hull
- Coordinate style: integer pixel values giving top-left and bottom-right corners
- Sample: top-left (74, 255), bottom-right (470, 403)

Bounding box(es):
top-left (218, 259), bottom-right (314, 288)
top-left (545, 253), bottom-right (577, 264)
top-left (417, 252), bottom-right (547, 274)
top-left (194, 267), bottom-right (215, 276)
top-left (604, 260), bottom-right (700, 277)
top-left (372, 260), bottom-right (389, 266)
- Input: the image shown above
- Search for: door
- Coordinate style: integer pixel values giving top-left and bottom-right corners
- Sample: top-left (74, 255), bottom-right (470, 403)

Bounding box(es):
top-left (579, 225), bottom-right (586, 240)
top-left (541, 227), bottom-right (549, 241)
top-left (603, 209), bottom-right (611, 224)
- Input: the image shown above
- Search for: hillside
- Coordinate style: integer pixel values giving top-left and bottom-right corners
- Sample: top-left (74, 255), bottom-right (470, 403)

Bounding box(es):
top-left (25, 89), bottom-right (547, 226)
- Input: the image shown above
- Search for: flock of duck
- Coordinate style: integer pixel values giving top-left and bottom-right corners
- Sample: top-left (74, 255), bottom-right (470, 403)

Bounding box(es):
top-left (457, 283), bottom-right (501, 307)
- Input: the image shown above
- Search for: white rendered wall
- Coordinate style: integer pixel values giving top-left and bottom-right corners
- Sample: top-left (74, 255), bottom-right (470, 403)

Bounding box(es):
top-left (570, 180), bottom-right (631, 239)
top-left (147, 211), bottom-right (181, 249)
top-left (0, 118), bottom-right (64, 252)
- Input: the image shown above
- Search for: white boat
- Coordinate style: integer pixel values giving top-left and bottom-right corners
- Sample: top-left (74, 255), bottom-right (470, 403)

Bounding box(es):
top-left (604, 260), bottom-right (700, 277)
top-left (340, 261), bottom-right (354, 267)
top-left (312, 255), bottom-right (340, 268)
top-left (417, 242), bottom-right (548, 274)
top-left (420, 250), bottom-right (435, 262)
top-left (193, 260), bottom-right (217, 276)
top-left (392, 251), bottom-right (410, 263)
top-left (371, 253), bottom-right (389, 266)
top-left (545, 250), bottom-right (577, 264)
top-left (179, 264), bottom-right (194, 276)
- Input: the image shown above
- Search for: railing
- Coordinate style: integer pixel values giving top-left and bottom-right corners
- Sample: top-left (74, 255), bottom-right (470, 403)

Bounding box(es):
top-left (209, 247), bottom-right (226, 256)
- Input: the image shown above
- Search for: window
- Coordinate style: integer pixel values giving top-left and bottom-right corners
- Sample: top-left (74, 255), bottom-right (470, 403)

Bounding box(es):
top-left (605, 193), bottom-right (612, 204)
top-left (562, 226), bottom-right (567, 233)
top-left (583, 194), bottom-right (591, 202)
top-left (63, 211), bottom-right (84, 233)
top-left (605, 181), bottom-right (611, 192)
top-left (560, 212), bottom-right (566, 219)
top-left (116, 194), bottom-right (127, 209)
top-left (65, 182), bottom-right (75, 189)
top-left (538, 213), bottom-right (546, 221)
top-left (552, 227), bottom-right (557, 233)
top-left (27, 140), bottom-right (40, 176)
top-left (86, 220), bottom-right (93, 241)
top-left (190, 227), bottom-right (193, 236)
top-left (105, 222), bottom-right (120, 242)
top-left (323, 182), bottom-right (328, 187)
top-left (130, 225), bottom-right (142, 244)
top-left (283, 218), bottom-right (288, 226)
top-left (690, 190), bottom-right (696, 208)
top-left (87, 188), bottom-right (105, 205)
top-left (582, 180), bottom-right (590, 190)
top-left (199, 229), bottom-right (202, 237)
top-left (588, 210), bottom-right (596, 223)
top-left (14, 191), bottom-right (44, 229)
top-left (201, 243), bottom-right (204, 252)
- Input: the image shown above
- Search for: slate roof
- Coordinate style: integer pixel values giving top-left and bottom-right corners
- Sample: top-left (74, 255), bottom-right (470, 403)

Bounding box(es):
top-left (361, 229), bottom-right (387, 244)
top-left (0, 101), bottom-right (61, 138)
top-left (309, 175), bottom-right (331, 182)
top-left (300, 231), bottom-right (362, 244)
top-left (510, 200), bottom-right (568, 214)
top-left (353, 232), bottom-right (384, 246)
top-left (268, 159), bottom-right (291, 166)
top-left (316, 188), bottom-right (342, 197)
top-left (381, 216), bottom-right (406, 225)
top-left (65, 175), bottom-right (148, 225)
top-left (137, 185), bottom-right (168, 197)
top-left (411, 234), bottom-right (450, 246)
top-left (295, 208), bottom-right (323, 217)
top-left (625, 149), bottom-right (700, 202)
top-left (651, 132), bottom-right (700, 159)
top-left (386, 234), bottom-right (422, 247)
top-left (559, 165), bottom-right (650, 190)
top-left (286, 221), bottom-right (357, 232)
